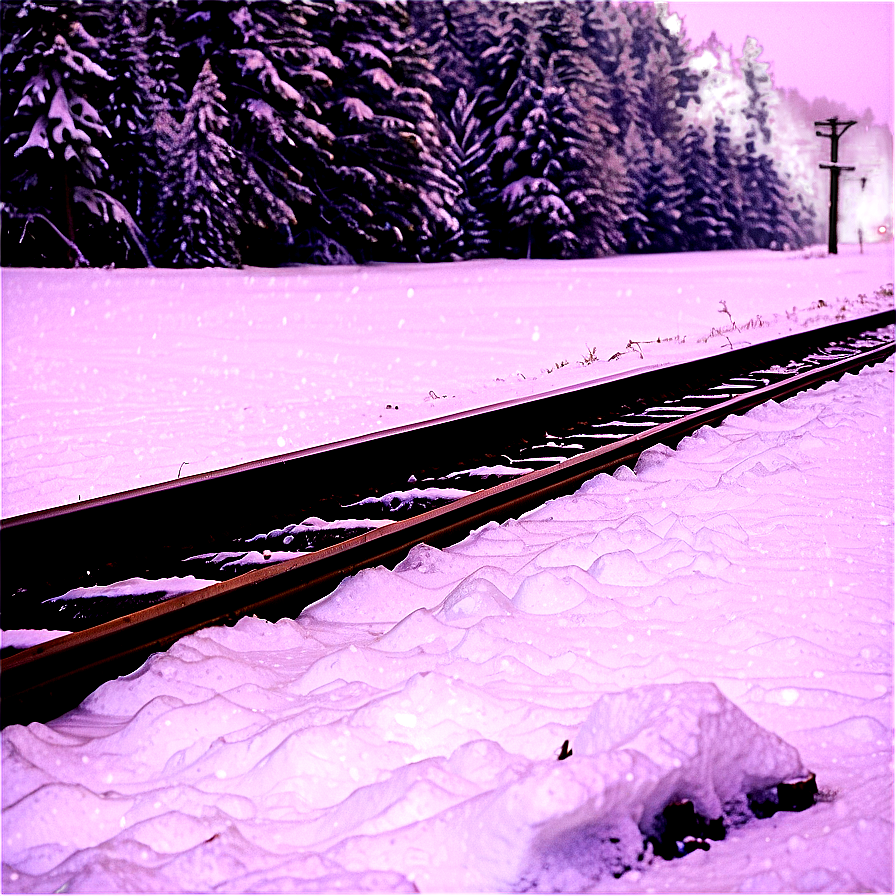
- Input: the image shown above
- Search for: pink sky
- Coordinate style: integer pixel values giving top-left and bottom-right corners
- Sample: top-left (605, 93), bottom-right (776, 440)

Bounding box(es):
top-left (669, 2), bottom-right (894, 130)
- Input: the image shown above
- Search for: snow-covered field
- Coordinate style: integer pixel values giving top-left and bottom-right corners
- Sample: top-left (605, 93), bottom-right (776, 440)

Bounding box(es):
top-left (1, 244), bottom-right (894, 893)
top-left (1, 243), bottom-right (892, 518)
top-left (2, 354), bottom-right (893, 893)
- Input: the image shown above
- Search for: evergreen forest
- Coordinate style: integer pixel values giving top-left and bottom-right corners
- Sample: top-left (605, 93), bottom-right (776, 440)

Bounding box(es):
top-left (0, 0), bottom-right (820, 268)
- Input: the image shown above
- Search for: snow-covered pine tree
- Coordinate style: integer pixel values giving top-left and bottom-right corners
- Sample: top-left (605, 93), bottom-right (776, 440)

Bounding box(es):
top-left (738, 122), bottom-right (790, 249)
top-left (539, 0), bottom-right (624, 256)
top-left (621, 122), bottom-right (685, 253)
top-left (139, 0), bottom-right (185, 252)
top-left (408, 0), bottom-right (489, 114)
top-left (678, 123), bottom-right (731, 250)
top-left (435, 87), bottom-right (492, 260)
top-left (380, 2), bottom-right (457, 262)
top-left (160, 59), bottom-right (241, 267)
top-left (309, 0), bottom-right (450, 263)
top-left (684, 30), bottom-right (749, 144)
top-left (143, 0), bottom-right (186, 118)
top-left (740, 35), bottom-right (775, 144)
top-left (79, 1), bottom-right (153, 235)
top-left (654, 2), bottom-right (702, 129)
top-left (476, 1), bottom-right (619, 258)
top-left (619, 121), bottom-right (651, 253)
top-left (582, 1), bottom-right (642, 149)
top-left (788, 185), bottom-right (817, 248)
top-left (643, 136), bottom-right (686, 253)
top-left (711, 117), bottom-right (745, 249)
top-left (1, 0), bottom-right (148, 266)
top-left (737, 140), bottom-right (772, 249)
top-left (638, 37), bottom-right (683, 146)
top-left (625, 1), bottom-right (699, 144)
top-left (476, 4), bottom-right (553, 257)
top-left (737, 135), bottom-right (806, 250)
top-left (223, 0), bottom-right (337, 265)
top-left (497, 84), bottom-right (579, 258)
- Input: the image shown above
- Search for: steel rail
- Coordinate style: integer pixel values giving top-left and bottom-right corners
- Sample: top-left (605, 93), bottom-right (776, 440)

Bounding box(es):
top-left (1, 333), bottom-right (893, 727)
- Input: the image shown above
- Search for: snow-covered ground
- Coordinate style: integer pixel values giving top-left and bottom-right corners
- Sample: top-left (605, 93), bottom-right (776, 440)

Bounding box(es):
top-left (1, 244), bottom-right (893, 892)
top-left (2, 353), bottom-right (892, 893)
top-left (2, 243), bottom-right (892, 518)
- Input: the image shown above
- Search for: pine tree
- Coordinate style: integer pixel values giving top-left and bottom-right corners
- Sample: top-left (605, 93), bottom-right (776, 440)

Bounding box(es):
top-left (625, 1), bottom-right (698, 143)
top-left (583, 1), bottom-right (643, 148)
top-left (223, 0), bottom-right (337, 265)
top-left (654, 2), bottom-right (702, 126)
top-left (684, 30), bottom-right (749, 143)
top-left (738, 135), bottom-right (806, 250)
top-left (740, 35), bottom-right (775, 144)
top-left (736, 35), bottom-right (810, 249)
top-left (476, 1), bottom-right (621, 258)
top-left (678, 124), bottom-right (731, 250)
top-left (308, 0), bottom-right (450, 263)
top-left (140, 0), bottom-right (185, 253)
top-left (1, 0), bottom-right (147, 266)
top-left (639, 38), bottom-right (682, 144)
top-left (643, 136), bottom-right (686, 253)
top-left (143, 0), bottom-right (186, 119)
top-left (495, 84), bottom-right (577, 258)
top-left (621, 123), bottom-right (685, 253)
top-left (620, 122), bottom-right (651, 253)
top-left (539, 0), bottom-right (624, 256)
top-left (711, 117), bottom-right (745, 249)
top-left (435, 87), bottom-right (491, 260)
top-left (161, 60), bottom-right (241, 267)
top-left (408, 0), bottom-right (486, 113)
top-left (80, 1), bottom-right (153, 230)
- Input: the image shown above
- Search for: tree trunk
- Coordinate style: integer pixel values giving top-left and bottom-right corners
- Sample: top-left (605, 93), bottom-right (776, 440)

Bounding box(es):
top-left (62, 165), bottom-right (78, 266)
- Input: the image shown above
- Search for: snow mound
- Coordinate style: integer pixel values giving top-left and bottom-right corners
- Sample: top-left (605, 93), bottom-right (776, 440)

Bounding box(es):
top-left (573, 682), bottom-right (805, 831)
top-left (348, 487), bottom-right (472, 509)
top-left (589, 549), bottom-right (663, 586)
top-left (327, 682), bottom-right (807, 893)
top-left (44, 574), bottom-right (219, 603)
top-left (303, 565), bottom-right (442, 623)
top-left (511, 568), bottom-right (591, 614)
top-left (1, 629), bottom-right (72, 649)
top-left (434, 574), bottom-right (515, 625)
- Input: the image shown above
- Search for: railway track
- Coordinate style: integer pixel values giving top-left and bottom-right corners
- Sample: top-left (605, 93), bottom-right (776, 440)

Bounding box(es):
top-left (1, 310), bottom-right (893, 727)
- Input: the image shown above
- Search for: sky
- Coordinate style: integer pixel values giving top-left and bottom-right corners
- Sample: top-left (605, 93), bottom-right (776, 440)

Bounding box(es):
top-left (669, 1), bottom-right (895, 130)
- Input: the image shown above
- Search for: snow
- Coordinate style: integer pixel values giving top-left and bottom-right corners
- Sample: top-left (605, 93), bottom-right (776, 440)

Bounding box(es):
top-left (2, 344), bottom-right (893, 891)
top-left (42, 574), bottom-right (220, 604)
top-left (348, 486), bottom-right (474, 509)
top-left (2, 243), bottom-right (892, 519)
top-left (0, 245), bottom-right (893, 891)
top-left (0, 630), bottom-right (73, 651)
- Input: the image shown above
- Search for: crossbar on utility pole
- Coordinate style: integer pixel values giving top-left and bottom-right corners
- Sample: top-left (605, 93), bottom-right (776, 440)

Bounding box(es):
top-left (815, 117), bottom-right (856, 254)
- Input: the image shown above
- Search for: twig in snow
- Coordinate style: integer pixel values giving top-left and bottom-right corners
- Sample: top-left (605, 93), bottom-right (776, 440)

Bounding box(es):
top-left (718, 299), bottom-right (735, 328)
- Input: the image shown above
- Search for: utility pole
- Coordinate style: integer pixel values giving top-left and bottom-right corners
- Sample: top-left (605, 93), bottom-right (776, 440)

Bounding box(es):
top-left (815, 117), bottom-right (856, 254)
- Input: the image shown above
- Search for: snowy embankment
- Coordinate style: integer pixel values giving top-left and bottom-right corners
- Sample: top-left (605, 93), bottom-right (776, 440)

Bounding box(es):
top-left (1, 243), bottom-right (892, 518)
top-left (2, 356), bottom-right (892, 893)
